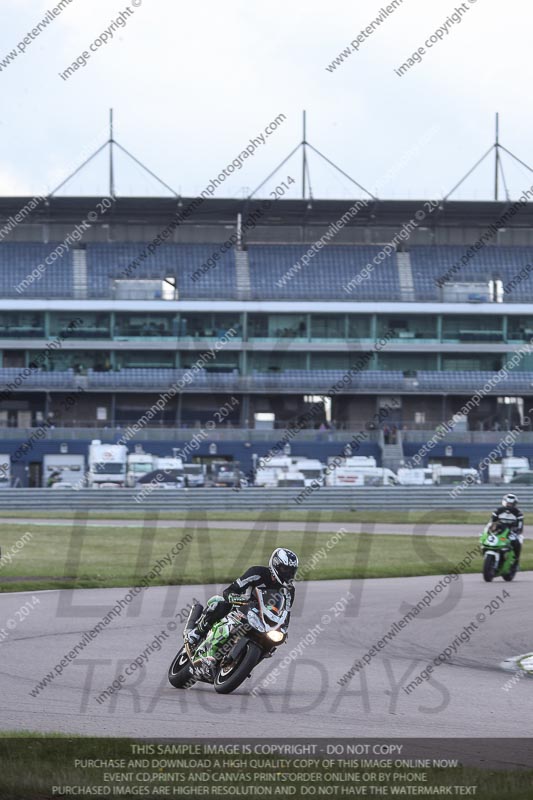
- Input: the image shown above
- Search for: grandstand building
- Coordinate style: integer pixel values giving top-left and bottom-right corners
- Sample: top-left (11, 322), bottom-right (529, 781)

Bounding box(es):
top-left (1, 194), bottom-right (533, 485)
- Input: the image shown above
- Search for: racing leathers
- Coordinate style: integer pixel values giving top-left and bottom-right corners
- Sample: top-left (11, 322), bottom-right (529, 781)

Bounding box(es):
top-left (188, 566), bottom-right (295, 644)
top-left (491, 505), bottom-right (524, 563)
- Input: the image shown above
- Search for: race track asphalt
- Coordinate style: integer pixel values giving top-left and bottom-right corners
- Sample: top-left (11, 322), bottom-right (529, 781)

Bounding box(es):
top-left (1, 570), bottom-right (532, 755)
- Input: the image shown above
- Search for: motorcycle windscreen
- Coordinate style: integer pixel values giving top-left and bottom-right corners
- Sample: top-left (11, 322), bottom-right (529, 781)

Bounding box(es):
top-left (255, 588), bottom-right (288, 626)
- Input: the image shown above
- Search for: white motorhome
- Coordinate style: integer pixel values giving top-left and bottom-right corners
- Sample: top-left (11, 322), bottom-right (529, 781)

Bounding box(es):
top-left (397, 467), bottom-right (434, 486)
top-left (0, 454), bottom-right (10, 488)
top-left (325, 456), bottom-right (394, 486)
top-left (432, 464), bottom-right (481, 486)
top-left (126, 451), bottom-right (155, 487)
top-left (290, 458), bottom-right (325, 487)
top-left (502, 457), bottom-right (530, 484)
top-left (42, 454), bottom-right (85, 488)
top-left (327, 464), bottom-right (398, 486)
top-left (340, 456), bottom-right (377, 468)
top-left (254, 456), bottom-right (292, 487)
top-left (88, 440), bottom-right (127, 488)
top-left (276, 470), bottom-right (306, 488)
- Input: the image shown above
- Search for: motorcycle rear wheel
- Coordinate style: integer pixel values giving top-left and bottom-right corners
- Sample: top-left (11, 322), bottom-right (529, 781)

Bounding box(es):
top-left (214, 641), bottom-right (262, 694)
top-left (483, 553), bottom-right (496, 582)
top-left (168, 647), bottom-right (196, 689)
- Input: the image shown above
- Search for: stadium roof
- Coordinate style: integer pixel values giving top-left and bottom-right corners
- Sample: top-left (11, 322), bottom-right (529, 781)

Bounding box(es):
top-left (1, 196), bottom-right (533, 230)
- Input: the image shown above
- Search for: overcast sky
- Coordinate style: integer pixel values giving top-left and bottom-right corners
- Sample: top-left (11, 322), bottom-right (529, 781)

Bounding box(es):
top-left (1, 0), bottom-right (531, 202)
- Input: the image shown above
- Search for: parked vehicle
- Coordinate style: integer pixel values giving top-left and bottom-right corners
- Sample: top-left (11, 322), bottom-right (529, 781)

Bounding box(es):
top-left (397, 467), bottom-right (434, 485)
top-left (326, 459), bottom-right (398, 486)
top-left (290, 458), bottom-right (325, 488)
top-left (509, 471), bottom-right (533, 485)
top-left (213, 463), bottom-right (246, 488)
top-left (137, 468), bottom-right (184, 489)
top-left (88, 440), bottom-right (127, 488)
top-left (502, 457), bottom-right (530, 484)
top-left (183, 463), bottom-right (206, 487)
top-left (276, 470), bottom-right (305, 488)
top-left (42, 454), bottom-right (85, 488)
top-left (432, 465), bottom-right (481, 486)
top-left (254, 456), bottom-right (292, 487)
top-left (0, 454), bottom-right (11, 488)
top-left (126, 451), bottom-right (155, 487)
top-left (155, 456), bottom-right (185, 488)
top-left (487, 457), bottom-right (530, 485)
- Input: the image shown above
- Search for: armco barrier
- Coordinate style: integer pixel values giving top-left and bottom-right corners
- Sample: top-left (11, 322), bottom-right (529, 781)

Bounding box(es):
top-left (0, 486), bottom-right (529, 512)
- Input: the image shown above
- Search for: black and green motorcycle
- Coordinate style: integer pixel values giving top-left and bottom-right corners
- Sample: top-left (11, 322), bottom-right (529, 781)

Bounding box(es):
top-left (479, 522), bottom-right (518, 583)
top-left (168, 588), bottom-right (289, 694)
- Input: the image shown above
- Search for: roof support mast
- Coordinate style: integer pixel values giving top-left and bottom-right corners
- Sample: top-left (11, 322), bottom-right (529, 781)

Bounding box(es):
top-left (248, 110), bottom-right (376, 200)
top-left (494, 111), bottom-right (499, 202)
top-left (445, 112), bottom-right (532, 201)
top-left (302, 110), bottom-right (307, 200)
top-left (109, 108), bottom-right (115, 200)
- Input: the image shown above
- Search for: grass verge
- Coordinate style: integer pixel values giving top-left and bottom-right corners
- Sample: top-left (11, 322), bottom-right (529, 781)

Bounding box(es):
top-left (0, 522), bottom-right (526, 593)
top-left (0, 736), bottom-right (531, 800)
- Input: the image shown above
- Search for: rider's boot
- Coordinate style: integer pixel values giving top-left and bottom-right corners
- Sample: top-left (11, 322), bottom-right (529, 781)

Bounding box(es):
top-left (186, 615), bottom-right (209, 646)
top-left (185, 595), bottom-right (226, 646)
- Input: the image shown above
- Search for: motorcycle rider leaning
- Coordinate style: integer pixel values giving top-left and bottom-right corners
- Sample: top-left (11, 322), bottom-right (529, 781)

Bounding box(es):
top-left (490, 493), bottom-right (524, 565)
top-left (186, 547), bottom-right (298, 646)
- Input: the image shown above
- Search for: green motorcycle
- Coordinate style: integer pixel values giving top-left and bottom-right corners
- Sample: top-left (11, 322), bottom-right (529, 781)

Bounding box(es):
top-left (168, 587), bottom-right (289, 694)
top-left (479, 523), bottom-right (518, 583)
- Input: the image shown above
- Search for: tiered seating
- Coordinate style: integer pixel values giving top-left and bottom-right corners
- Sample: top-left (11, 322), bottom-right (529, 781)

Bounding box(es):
top-left (85, 243), bottom-right (236, 299)
top-left (248, 245), bottom-right (399, 300)
top-left (1, 366), bottom-right (532, 394)
top-left (3, 240), bottom-right (533, 302)
top-left (410, 245), bottom-right (533, 301)
top-left (0, 368), bottom-right (75, 388)
top-left (0, 243), bottom-right (73, 297)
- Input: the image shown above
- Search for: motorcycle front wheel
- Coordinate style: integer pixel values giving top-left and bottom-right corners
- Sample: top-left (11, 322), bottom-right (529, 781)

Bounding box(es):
top-left (483, 553), bottom-right (496, 582)
top-left (168, 647), bottom-right (196, 689)
top-left (214, 641), bottom-right (262, 694)
top-left (503, 560), bottom-right (518, 582)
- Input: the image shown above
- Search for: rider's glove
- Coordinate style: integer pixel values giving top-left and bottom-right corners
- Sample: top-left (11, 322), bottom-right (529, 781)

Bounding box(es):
top-left (227, 593), bottom-right (247, 604)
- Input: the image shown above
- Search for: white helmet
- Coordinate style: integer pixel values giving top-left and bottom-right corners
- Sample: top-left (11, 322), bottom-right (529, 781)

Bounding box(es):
top-left (269, 548), bottom-right (298, 586)
top-left (502, 493), bottom-right (518, 508)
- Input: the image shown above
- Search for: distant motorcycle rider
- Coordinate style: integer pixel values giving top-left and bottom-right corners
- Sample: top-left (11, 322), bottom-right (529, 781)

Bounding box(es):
top-left (186, 547), bottom-right (298, 646)
top-left (490, 493), bottom-right (524, 565)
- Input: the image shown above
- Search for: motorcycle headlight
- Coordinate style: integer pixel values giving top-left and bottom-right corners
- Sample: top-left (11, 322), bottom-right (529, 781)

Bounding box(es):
top-left (267, 630), bottom-right (284, 643)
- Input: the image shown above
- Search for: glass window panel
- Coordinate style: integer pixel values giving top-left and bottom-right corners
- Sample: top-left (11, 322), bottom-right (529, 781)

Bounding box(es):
top-left (376, 353), bottom-right (438, 370)
top-left (179, 314), bottom-right (242, 339)
top-left (442, 316), bottom-right (503, 342)
top-left (310, 315), bottom-right (344, 339)
top-left (116, 351), bottom-right (174, 369)
top-left (309, 353), bottom-right (350, 370)
top-left (248, 352), bottom-right (303, 371)
top-left (114, 313), bottom-right (175, 338)
top-left (248, 314), bottom-right (306, 339)
top-left (0, 311), bottom-right (44, 338)
top-left (508, 316), bottom-right (533, 342)
top-left (49, 312), bottom-right (110, 339)
top-left (33, 350), bottom-right (112, 372)
top-left (377, 315), bottom-right (437, 340)
top-left (347, 316), bottom-right (372, 339)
